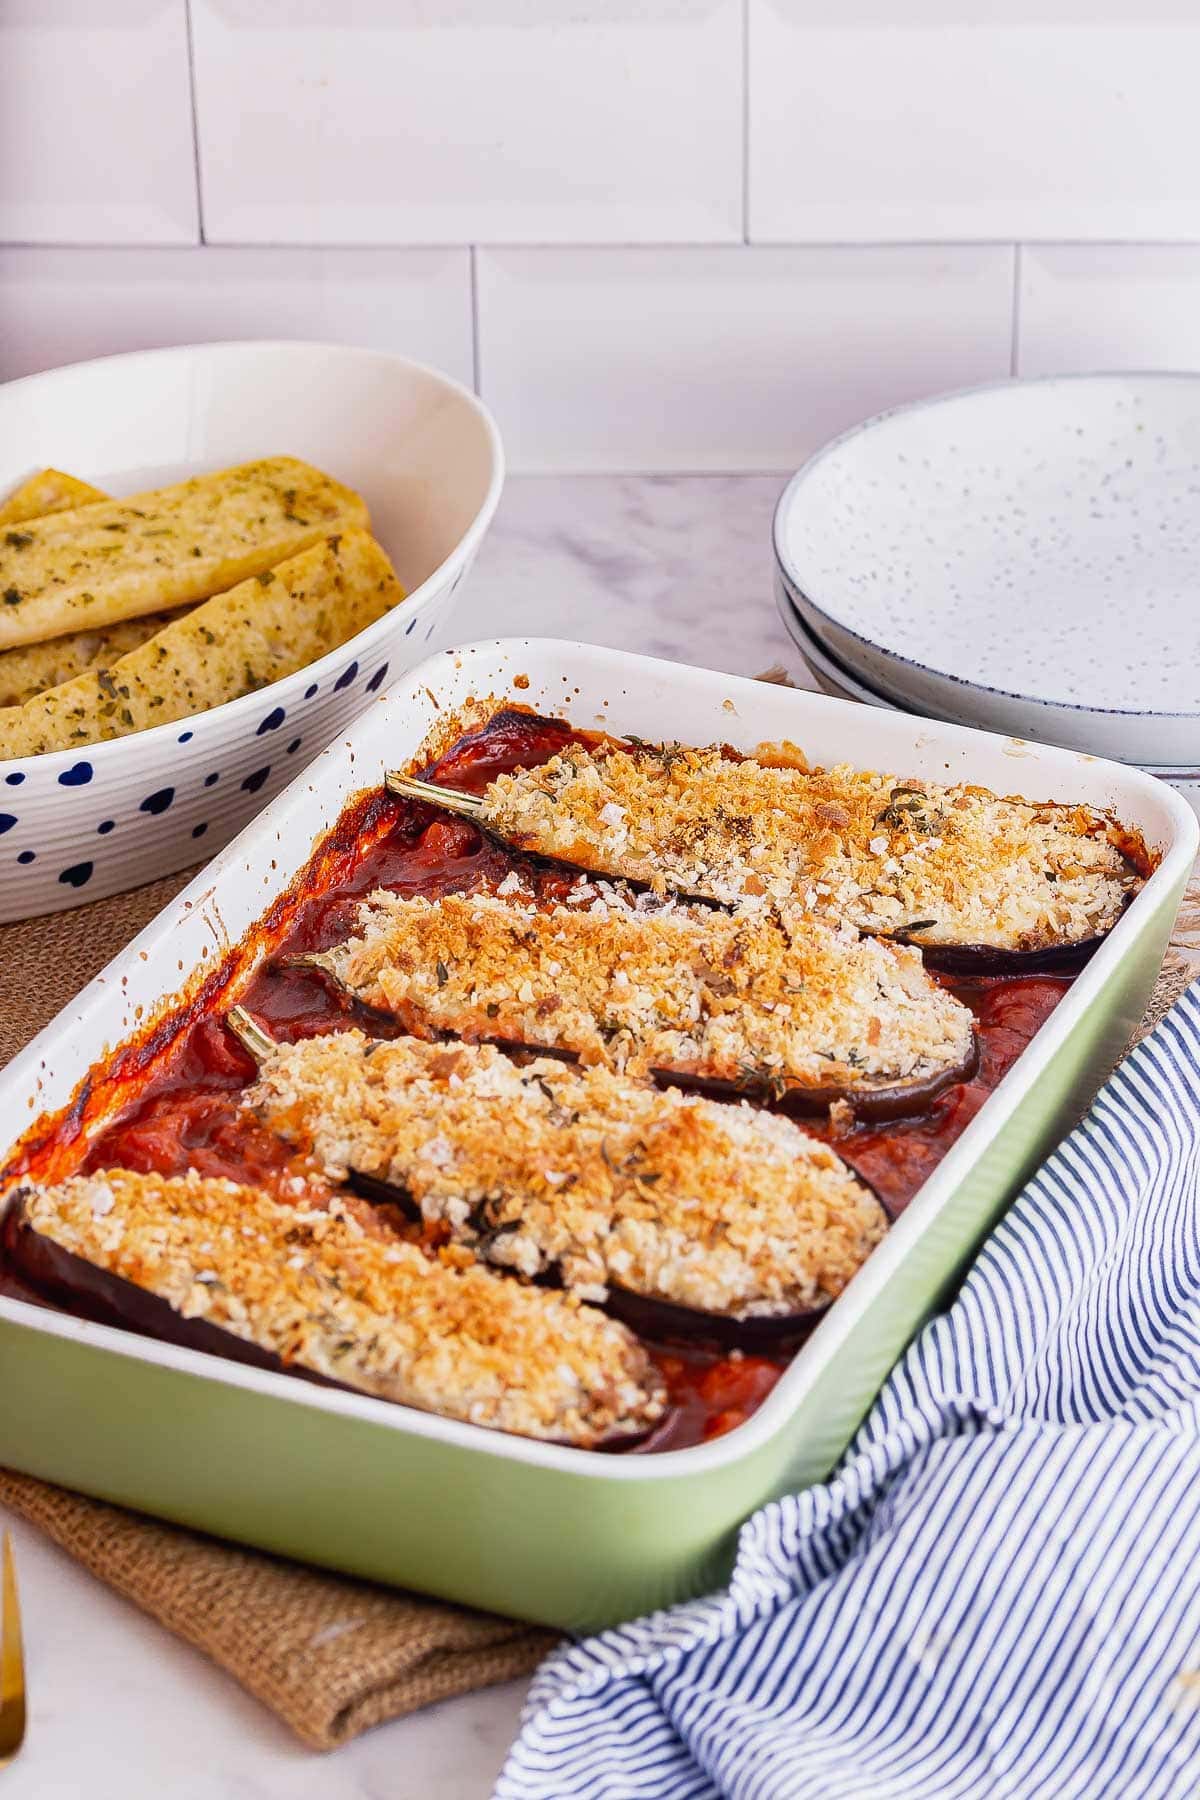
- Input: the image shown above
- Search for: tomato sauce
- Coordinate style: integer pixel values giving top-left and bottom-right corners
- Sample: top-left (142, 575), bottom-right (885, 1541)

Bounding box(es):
top-left (0, 708), bottom-right (1070, 1451)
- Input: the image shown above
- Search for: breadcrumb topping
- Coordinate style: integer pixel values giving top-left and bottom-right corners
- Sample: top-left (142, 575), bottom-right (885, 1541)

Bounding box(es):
top-left (14, 1170), bottom-right (664, 1445)
top-left (476, 742), bottom-right (1144, 952)
top-left (316, 884), bottom-right (975, 1102)
top-left (246, 1031), bottom-right (888, 1320)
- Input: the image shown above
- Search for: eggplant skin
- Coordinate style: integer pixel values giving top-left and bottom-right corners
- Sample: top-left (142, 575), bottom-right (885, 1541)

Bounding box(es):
top-left (337, 1179), bottom-right (856, 1348)
top-left (604, 1284), bottom-right (824, 1354)
top-left (0, 1192), bottom-right (348, 1394)
top-left (344, 1169), bottom-right (421, 1219)
top-left (654, 1033), bottom-right (979, 1124)
top-left (3, 1172), bottom-right (819, 1388)
top-left (0, 1192), bottom-right (664, 1451)
top-left (313, 885), bottom-right (978, 1117)
top-left (904, 932), bottom-right (1110, 978)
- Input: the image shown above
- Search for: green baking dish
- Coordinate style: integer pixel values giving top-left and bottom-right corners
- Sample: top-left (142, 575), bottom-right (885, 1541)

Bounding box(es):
top-left (0, 639), bottom-right (1193, 1633)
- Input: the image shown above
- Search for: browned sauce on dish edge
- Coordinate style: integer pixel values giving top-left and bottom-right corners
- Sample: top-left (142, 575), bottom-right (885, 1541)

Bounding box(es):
top-left (0, 708), bottom-right (1069, 1450)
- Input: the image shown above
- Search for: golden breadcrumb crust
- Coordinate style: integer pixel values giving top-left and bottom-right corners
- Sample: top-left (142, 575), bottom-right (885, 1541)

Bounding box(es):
top-left (247, 1030), bottom-right (888, 1319)
top-left (478, 742), bottom-right (1145, 952)
top-left (317, 883), bottom-right (975, 1099)
top-left (16, 1169), bottom-right (664, 1445)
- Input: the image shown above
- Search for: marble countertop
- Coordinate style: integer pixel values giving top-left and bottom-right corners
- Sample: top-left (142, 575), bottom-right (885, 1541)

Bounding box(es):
top-left (441, 472), bottom-right (797, 678)
top-left (0, 474), bottom-right (805, 1800)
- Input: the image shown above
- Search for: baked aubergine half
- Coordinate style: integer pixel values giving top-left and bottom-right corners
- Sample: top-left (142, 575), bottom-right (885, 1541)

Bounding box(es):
top-left (294, 882), bottom-right (977, 1120)
top-left (230, 1011), bottom-right (889, 1350)
top-left (387, 738), bottom-right (1149, 972)
top-left (1, 1170), bottom-right (666, 1447)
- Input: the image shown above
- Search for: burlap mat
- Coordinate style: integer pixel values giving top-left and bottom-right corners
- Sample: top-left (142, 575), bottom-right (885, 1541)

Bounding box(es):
top-left (0, 1470), bottom-right (553, 1750)
top-left (0, 866), bottom-right (204, 1065)
top-left (0, 695), bottom-right (1195, 1751)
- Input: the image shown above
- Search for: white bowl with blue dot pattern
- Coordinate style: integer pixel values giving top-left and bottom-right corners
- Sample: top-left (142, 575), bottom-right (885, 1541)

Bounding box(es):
top-left (0, 340), bottom-right (503, 921)
top-left (774, 373), bottom-right (1200, 768)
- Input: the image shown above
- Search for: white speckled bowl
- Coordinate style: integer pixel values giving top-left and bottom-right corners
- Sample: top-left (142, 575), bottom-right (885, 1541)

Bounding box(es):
top-left (776, 555), bottom-right (1200, 826)
top-left (774, 571), bottom-right (903, 710)
top-left (0, 341), bottom-right (504, 922)
top-left (774, 373), bottom-right (1200, 766)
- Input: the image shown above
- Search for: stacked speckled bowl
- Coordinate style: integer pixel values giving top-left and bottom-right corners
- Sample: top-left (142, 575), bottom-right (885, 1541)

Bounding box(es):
top-left (774, 374), bottom-right (1200, 818)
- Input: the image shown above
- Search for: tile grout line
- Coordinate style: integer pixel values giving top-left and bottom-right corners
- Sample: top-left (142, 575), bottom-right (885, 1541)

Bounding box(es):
top-left (741, 0), bottom-right (751, 243)
top-left (470, 245), bottom-right (482, 396)
top-left (183, 0), bottom-right (207, 244)
top-left (1010, 242), bottom-right (1023, 376)
top-left (2, 238), bottom-right (1199, 255)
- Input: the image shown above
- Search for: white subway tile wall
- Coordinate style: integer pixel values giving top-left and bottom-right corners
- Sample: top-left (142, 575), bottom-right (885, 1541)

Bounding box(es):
top-left (477, 246), bottom-right (1014, 471)
top-left (749, 2), bottom-right (1200, 243)
top-left (0, 247), bottom-right (474, 386)
top-left (188, 0), bottom-right (743, 246)
top-left (1019, 247), bottom-right (1200, 378)
top-left (2, 4), bottom-right (1199, 469)
top-left (0, 0), bottom-right (198, 245)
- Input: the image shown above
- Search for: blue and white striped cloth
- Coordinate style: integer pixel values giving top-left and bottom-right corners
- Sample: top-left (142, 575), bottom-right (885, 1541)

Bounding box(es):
top-left (497, 983), bottom-right (1200, 1800)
